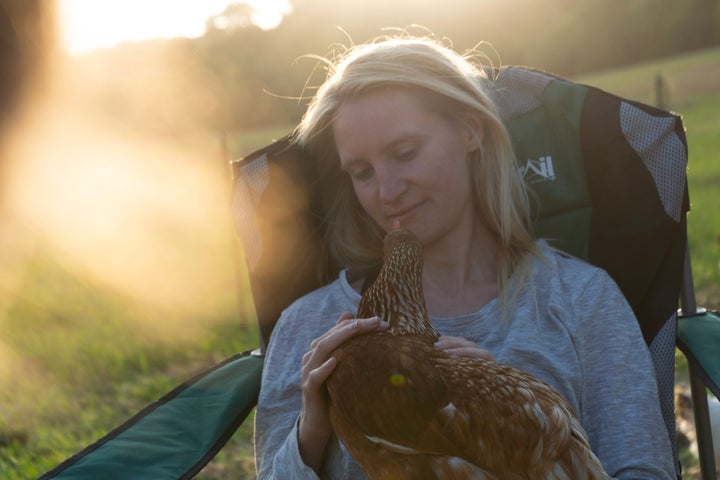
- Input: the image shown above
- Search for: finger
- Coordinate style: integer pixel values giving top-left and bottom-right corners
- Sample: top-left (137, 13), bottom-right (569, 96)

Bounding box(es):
top-left (434, 335), bottom-right (474, 350)
top-left (321, 316), bottom-right (386, 348)
top-left (303, 357), bottom-right (337, 390)
top-left (442, 347), bottom-right (495, 361)
top-left (301, 348), bottom-right (314, 367)
top-left (309, 312), bottom-right (359, 350)
top-left (336, 311), bottom-right (355, 325)
top-left (306, 316), bottom-right (388, 374)
top-left (343, 316), bottom-right (388, 335)
top-left (305, 317), bottom-right (359, 371)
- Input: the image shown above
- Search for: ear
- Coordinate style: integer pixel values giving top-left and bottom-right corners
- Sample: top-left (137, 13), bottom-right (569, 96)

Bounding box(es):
top-left (463, 112), bottom-right (485, 153)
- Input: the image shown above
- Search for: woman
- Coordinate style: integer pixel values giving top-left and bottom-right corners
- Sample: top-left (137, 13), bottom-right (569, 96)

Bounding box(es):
top-left (254, 35), bottom-right (675, 479)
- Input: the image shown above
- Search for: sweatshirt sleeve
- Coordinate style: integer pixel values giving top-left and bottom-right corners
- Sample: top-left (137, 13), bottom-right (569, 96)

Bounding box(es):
top-left (254, 308), bottom-right (321, 480)
top-left (573, 269), bottom-right (675, 479)
top-left (253, 281), bottom-right (365, 479)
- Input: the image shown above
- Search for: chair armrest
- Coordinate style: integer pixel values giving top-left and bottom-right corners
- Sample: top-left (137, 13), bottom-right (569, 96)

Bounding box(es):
top-left (677, 309), bottom-right (720, 399)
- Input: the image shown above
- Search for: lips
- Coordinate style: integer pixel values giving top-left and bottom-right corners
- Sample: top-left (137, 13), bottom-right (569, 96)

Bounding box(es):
top-left (386, 202), bottom-right (423, 225)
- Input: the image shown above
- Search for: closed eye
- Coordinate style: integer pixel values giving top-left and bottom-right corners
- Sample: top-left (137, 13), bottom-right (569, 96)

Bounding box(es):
top-left (347, 164), bottom-right (374, 182)
top-left (396, 148), bottom-right (417, 162)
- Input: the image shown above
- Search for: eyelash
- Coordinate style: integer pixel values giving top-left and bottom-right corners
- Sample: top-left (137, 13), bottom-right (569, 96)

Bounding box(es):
top-left (351, 167), bottom-right (373, 182)
top-left (347, 147), bottom-right (418, 182)
top-left (396, 149), bottom-right (416, 161)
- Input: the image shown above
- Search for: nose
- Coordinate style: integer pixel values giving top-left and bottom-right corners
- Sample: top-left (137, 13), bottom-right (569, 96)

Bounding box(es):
top-left (376, 166), bottom-right (407, 205)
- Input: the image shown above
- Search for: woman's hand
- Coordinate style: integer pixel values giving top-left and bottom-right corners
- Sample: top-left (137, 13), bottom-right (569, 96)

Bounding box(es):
top-left (434, 335), bottom-right (495, 361)
top-left (298, 312), bottom-right (388, 472)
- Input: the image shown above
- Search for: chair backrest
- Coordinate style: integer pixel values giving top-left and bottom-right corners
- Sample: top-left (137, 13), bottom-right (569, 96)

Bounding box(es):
top-left (231, 66), bottom-right (689, 474)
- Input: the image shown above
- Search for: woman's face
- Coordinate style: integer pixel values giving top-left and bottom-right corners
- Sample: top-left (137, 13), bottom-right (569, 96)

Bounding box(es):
top-left (333, 88), bottom-right (481, 246)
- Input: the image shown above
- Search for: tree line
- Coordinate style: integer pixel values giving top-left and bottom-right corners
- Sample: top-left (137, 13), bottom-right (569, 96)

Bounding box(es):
top-left (57, 0), bottom-right (720, 138)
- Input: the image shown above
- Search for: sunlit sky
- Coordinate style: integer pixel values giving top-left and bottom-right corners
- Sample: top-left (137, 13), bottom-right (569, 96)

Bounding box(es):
top-left (58, 0), bottom-right (292, 55)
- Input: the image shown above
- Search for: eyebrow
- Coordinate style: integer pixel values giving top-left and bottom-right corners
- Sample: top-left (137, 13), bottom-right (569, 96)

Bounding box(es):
top-left (339, 133), bottom-right (423, 171)
top-left (339, 157), bottom-right (364, 173)
top-left (382, 134), bottom-right (422, 154)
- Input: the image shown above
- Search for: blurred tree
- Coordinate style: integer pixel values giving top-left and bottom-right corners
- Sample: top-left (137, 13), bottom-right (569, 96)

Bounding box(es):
top-left (0, 0), bottom-right (54, 193)
top-left (0, 0), bottom-right (52, 141)
top-left (0, 3), bottom-right (21, 137)
top-left (195, 0), bottom-right (720, 132)
top-left (206, 2), bottom-right (255, 31)
top-left (63, 0), bottom-right (720, 135)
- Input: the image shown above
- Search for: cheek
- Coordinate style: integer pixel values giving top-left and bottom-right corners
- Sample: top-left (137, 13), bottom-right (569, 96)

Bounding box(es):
top-left (432, 149), bottom-right (473, 190)
top-left (432, 128), bottom-right (475, 182)
top-left (430, 154), bottom-right (476, 213)
top-left (351, 183), bottom-right (381, 221)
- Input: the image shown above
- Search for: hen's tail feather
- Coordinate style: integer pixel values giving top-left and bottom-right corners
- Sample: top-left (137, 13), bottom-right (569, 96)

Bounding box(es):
top-left (550, 436), bottom-right (608, 480)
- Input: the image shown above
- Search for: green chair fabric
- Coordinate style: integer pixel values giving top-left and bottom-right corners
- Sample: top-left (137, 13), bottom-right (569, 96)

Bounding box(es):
top-left (39, 351), bottom-right (263, 480)
top-left (678, 310), bottom-right (720, 399)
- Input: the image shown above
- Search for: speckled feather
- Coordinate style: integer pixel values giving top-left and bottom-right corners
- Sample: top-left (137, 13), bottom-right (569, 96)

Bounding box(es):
top-left (326, 227), bottom-right (610, 479)
top-left (357, 227), bottom-right (439, 339)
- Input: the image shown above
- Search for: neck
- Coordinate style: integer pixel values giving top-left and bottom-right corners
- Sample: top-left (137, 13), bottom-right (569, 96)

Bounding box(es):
top-left (422, 221), bottom-right (501, 317)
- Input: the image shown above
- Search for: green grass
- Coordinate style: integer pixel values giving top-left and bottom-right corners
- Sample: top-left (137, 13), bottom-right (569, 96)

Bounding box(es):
top-left (2, 47), bottom-right (719, 479)
top-left (0, 246), bottom-right (260, 478)
top-left (682, 93), bottom-right (720, 304)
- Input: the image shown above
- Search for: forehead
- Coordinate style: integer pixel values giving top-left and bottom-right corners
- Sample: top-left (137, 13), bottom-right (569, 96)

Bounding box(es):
top-left (333, 89), bottom-right (445, 159)
top-left (335, 88), bottom-right (429, 128)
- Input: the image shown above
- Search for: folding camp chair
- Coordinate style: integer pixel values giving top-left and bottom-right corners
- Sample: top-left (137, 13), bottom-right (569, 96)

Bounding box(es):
top-left (40, 67), bottom-right (719, 479)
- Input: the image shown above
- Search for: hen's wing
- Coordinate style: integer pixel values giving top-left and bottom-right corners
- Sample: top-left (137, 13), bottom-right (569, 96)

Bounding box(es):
top-left (431, 356), bottom-right (610, 479)
top-left (329, 334), bottom-right (609, 479)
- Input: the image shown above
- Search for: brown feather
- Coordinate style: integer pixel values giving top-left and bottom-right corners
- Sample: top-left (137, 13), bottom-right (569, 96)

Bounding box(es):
top-left (326, 227), bottom-right (610, 479)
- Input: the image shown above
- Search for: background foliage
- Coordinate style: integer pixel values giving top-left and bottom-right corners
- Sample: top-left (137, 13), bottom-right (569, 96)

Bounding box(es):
top-left (60, 0), bottom-right (720, 135)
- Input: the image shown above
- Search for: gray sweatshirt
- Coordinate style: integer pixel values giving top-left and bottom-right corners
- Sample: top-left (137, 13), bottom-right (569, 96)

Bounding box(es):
top-left (254, 241), bottom-right (675, 479)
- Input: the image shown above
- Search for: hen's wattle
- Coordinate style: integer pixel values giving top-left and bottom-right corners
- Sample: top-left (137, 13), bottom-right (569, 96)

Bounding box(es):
top-left (325, 227), bottom-right (610, 479)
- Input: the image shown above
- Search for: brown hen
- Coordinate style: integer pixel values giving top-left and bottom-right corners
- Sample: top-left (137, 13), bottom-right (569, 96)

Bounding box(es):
top-left (325, 224), bottom-right (610, 479)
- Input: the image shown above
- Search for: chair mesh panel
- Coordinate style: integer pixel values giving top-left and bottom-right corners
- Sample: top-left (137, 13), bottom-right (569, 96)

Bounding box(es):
top-left (650, 314), bottom-right (681, 474)
top-left (620, 102), bottom-right (687, 222)
top-left (490, 67), bottom-right (552, 119)
top-left (232, 154), bottom-right (269, 270)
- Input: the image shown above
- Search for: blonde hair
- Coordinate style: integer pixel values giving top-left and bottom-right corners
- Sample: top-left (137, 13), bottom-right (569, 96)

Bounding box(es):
top-left (294, 35), bottom-right (537, 297)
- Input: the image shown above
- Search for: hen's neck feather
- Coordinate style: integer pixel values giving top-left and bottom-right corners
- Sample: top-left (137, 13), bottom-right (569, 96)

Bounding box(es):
top-left (357, 230), bottom-right (439, 340)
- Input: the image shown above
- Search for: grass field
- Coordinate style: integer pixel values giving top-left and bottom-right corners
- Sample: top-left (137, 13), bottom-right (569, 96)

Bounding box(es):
top-left (1, 46), bottom-right (718, 479)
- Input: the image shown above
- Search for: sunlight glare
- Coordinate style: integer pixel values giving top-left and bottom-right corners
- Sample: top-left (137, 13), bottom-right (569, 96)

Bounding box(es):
top-left (3, 84), bottom-right (240, 321)
top-left (58, 0), bottom-right (291, 55)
